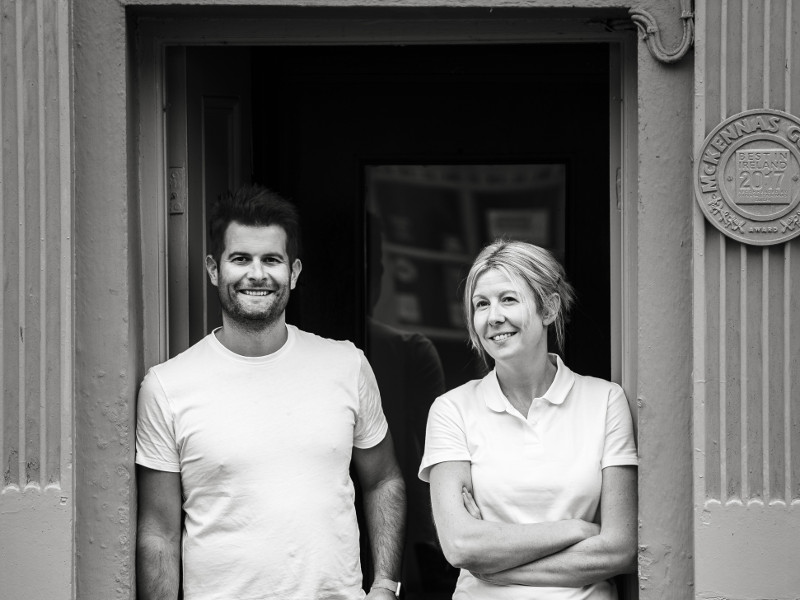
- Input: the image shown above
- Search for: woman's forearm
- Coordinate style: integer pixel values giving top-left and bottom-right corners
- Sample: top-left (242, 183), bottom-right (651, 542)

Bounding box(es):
top-left (475, 531), bottom-right (637, 587)
top-left (441, 514), bottom-right (598, 574)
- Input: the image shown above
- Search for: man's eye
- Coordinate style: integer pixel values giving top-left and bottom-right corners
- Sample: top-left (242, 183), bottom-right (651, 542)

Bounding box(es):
top-left (231, 256), bottom-right (248, 264)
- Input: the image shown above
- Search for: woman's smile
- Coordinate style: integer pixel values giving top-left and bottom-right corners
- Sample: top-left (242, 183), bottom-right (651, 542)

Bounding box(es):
top-left (489, 331), bottom-right (516, 342)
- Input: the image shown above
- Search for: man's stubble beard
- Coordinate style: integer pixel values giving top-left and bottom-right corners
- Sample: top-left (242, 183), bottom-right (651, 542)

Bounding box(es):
top-left (218, 286), bottom-right (291, 333)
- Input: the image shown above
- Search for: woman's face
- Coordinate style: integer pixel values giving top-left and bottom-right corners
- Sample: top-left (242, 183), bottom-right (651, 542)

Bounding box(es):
top-left (471, 268), bottom-right (552, 367)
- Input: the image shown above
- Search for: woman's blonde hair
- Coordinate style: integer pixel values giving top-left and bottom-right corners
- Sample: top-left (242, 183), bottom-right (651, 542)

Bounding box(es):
top-left (463, 239), bottom-right (575, 366)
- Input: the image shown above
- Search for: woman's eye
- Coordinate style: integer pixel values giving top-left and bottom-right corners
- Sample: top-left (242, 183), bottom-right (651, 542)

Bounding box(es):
top-left (502, 296), bottom-right (517, 303)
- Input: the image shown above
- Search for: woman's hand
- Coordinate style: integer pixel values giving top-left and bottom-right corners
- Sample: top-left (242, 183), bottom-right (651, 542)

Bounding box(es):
top-left (579, 520), bottom-right (601, 538)
top-left (461, 487), bottom-right (482, 520)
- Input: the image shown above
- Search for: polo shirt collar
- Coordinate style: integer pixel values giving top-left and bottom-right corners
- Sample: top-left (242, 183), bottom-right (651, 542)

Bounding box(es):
top-left (481, 353), bottom-right (576, 412)
top-left (541, 354), bottom-right (575, 405)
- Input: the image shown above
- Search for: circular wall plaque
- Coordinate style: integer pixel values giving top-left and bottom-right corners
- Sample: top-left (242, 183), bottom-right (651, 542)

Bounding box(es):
top-left (695, 108), bottom-right (800, 245)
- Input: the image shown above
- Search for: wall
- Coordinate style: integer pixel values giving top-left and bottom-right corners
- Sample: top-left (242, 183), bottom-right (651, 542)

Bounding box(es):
top-left (73, 0), bottom-right (140, 598)
top-left (0, 0), bottom-right (73, 598)
top-left (693, 1), bottom-right (800, 598)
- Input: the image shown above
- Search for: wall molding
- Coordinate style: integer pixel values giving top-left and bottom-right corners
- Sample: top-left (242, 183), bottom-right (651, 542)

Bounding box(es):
top-left (630, 0), bottom-right (694, 64)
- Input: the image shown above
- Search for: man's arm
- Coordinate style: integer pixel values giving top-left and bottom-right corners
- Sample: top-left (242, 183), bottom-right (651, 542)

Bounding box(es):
top-left (352, 431), bottom-right (406, 599)
top-left (429, 460), bottom-right (598, 575)
top-left (474, 465), bottom-right (638, 588)
top-left (136, 465), bottom-right (183, 600)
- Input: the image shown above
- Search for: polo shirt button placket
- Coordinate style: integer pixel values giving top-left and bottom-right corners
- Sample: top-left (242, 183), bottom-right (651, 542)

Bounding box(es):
top-left (524, 404), bottom-right (541, 448)
top-left (529, 398), bottom-right (543, 426)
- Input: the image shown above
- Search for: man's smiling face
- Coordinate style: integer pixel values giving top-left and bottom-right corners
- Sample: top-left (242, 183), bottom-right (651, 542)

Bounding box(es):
top-left (206, 222), bottom-right (301, 328)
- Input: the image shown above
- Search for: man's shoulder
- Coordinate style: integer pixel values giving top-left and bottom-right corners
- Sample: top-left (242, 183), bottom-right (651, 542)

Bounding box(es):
top-left (148, 334), bottom-right (215, 379)
top-left (291, 325), bottom-right (359, 355)
top-left (288, 326), bottom-right (368, 380)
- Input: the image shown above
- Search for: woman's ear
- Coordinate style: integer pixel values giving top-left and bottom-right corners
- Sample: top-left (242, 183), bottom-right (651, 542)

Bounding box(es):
top-left (542, 293), bottom-right (561, 326)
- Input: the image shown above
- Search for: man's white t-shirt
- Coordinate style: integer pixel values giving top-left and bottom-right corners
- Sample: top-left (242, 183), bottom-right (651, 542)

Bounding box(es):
top-left (136, 325), bottom-right (388, 600)
top-left (419, 354), bottom-right (638, 600)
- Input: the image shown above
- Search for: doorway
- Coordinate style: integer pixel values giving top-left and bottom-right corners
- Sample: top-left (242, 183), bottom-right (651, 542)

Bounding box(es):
top-left (168, 42), bottom-right (614, 599)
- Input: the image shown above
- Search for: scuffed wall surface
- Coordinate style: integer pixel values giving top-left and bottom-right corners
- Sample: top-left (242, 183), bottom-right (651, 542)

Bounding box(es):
top-left (73, 0), bottom-right (139, 598)
top-left (694, 1), bottom-right (800, 597)
top-left (0, 0), bottom-right (73, 598)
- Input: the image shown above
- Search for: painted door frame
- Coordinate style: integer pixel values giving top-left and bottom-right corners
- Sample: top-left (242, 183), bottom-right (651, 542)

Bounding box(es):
top-left (73, 3), bottom-right (695, 599)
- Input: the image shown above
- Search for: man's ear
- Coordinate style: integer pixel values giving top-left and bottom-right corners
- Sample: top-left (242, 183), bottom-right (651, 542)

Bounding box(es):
top-left (205, 255), bottom-right (219, 287)
top-left (542, 293), bottom-right (561, 326)
top-left (290, 259), bottom-right (303, 289)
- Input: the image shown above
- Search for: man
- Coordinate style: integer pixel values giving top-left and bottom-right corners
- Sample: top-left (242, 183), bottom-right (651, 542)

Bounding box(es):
top-left (136, 185), bottom-right (406, 600)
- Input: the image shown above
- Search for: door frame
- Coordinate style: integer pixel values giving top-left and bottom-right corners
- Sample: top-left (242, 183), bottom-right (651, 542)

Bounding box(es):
top-left (65, 1), bottom-right (697, 597)
top-left (132, 3), bottom-right (643, 593)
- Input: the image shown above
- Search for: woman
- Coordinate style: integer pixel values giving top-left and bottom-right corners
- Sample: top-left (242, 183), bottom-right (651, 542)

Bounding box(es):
top-left (419, 240), bottom-right (638, 599)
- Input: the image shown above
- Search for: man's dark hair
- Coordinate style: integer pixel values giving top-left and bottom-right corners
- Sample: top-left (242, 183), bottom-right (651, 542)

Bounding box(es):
top-left (207, 184), bottom-right (301, 265)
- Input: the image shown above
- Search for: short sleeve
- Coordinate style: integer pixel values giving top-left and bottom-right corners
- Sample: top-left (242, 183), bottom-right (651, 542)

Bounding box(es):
top-left (418, 396), bottom-right (471, 482)
top-left (135, 369), bottom-right (181, 472)
top-left (601, 384), bottom-right (639, 469)
top-left (353, 351), bottom-right (389, 449)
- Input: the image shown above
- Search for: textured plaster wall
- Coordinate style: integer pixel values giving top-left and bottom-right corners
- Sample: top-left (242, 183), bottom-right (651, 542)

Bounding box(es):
top-left (73, 0), bottom-right (139, 598)
top-left (0, 0), bottom-right (73, 598)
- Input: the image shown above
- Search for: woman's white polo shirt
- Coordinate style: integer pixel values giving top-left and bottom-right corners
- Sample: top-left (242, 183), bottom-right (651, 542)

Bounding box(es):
top-left (419, 354), bottom-right (638, 599)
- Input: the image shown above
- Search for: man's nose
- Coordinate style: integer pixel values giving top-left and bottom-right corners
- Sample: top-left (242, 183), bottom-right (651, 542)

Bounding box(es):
top-left (248, 260), bottom-right (267, 280)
